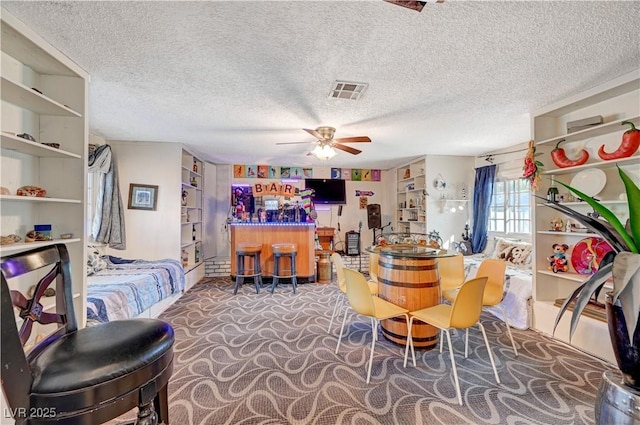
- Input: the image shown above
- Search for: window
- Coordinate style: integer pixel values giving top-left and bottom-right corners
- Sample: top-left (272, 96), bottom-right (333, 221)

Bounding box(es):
top-left (488, 178), bottom-right (531, 234)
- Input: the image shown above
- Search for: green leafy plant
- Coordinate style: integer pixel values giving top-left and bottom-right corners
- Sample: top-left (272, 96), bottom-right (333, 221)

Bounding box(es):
top-left (540, 166), bottom-right (639, 342)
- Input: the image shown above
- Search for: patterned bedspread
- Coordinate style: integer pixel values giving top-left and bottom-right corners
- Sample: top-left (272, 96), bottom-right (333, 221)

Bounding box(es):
top-left (87, 258), bottom-right (185, 323)
top-left (463, 255), bottom-right (533, 330)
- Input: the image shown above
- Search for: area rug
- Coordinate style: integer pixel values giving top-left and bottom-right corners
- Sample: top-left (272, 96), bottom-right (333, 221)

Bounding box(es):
top-left (111, 277), bottom-right (611, 425)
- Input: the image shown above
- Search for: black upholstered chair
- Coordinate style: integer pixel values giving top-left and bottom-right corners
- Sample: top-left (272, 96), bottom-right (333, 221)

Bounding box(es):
top-left (1, 244), bottom-right (174, 424)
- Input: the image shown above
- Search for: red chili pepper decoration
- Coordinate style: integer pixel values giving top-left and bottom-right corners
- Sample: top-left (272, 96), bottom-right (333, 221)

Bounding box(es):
top-left (550, 139), bottom-right (589, 168)
top-left (598, 121), bottom-right (640, 160)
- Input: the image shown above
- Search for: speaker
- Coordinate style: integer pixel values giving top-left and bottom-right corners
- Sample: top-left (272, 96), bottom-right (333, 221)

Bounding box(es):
top-left (345, 231), bottom-right (360, 256)
top-left (367, 204), bottom-right (381, 229)
top-left (338, 205), bottom-right (343, 216)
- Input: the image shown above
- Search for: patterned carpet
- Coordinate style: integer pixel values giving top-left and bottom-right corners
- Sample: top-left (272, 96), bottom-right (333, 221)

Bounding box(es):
top-left (111, 276), bottom-right (611, 425)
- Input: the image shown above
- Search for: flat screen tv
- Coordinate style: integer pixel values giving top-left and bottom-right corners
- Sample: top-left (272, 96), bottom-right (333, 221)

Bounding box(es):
top-left (303, 178), bottom-right (346, 205)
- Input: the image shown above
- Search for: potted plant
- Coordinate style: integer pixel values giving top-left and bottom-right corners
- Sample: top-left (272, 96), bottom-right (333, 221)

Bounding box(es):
top-left (540, 166), bottom-right (639, 421)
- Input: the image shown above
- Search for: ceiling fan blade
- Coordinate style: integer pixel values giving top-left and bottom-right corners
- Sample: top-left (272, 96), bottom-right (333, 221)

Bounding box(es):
top-left (334, 136), bottom-right (371, 144)
top-left (333, 144), bottom-right (362, 155)
top-left (276, 141), bottom-right (313, 145)
top-left (303, 128), bottom-right (323, 139)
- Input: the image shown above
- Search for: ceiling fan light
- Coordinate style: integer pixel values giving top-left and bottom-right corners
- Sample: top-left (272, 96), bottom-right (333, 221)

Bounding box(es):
top-left (311, 144), bottom-right (337, 160)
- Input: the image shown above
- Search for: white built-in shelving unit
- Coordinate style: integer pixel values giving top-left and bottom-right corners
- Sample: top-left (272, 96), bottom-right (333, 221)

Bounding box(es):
top-left (532, 70), bottom-right (639, 363)
top-left (1, 9), bottom-right (89, 336)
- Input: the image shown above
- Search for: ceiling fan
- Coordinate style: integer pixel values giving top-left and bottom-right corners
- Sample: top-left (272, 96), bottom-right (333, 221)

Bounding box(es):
top-left (384, 0), bottom-right (444, 13)
top-left (277, 127), bottom-right (371, 158)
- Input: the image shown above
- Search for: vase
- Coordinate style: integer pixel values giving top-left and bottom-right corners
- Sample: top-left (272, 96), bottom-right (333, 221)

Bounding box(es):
top-left (605, 291), bottom-right (640, 389)
top-left (604, 273), bottom-right (640, 390)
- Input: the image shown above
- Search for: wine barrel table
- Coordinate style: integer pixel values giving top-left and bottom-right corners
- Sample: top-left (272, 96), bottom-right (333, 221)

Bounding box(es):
top-left (369, 243), bottom-right (454, 349)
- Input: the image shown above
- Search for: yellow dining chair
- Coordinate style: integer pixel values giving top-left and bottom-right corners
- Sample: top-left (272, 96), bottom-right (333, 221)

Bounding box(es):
top-left (328, 253), bottom-right (378, 333)
top-left (404, 276), bottom-right (500, 406)
top-left (437, 253), bottom-right (465, 294)
top-left (368, 252), bottom-right (380, 286)
top-left (442, 258), bottom-right (518, 356)
top-left (336, 268), bottom-right (411, 383)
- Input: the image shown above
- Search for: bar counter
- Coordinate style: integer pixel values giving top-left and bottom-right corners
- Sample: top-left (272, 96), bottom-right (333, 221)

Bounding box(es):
top-left (230, 222), bottom-right (316, 281)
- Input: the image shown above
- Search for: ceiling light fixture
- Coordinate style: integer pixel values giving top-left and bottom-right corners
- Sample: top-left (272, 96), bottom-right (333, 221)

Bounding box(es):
top-left (311, 143), bottom-right (337, 160)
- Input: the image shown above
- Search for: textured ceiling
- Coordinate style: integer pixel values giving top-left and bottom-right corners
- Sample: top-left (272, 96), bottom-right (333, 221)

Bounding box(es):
top-left (2, 1), bottom-right (639, 169)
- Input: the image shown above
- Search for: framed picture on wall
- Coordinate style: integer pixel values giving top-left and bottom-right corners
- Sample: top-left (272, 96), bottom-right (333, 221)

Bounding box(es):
top-left (128, 183), bottom-right (158, 211)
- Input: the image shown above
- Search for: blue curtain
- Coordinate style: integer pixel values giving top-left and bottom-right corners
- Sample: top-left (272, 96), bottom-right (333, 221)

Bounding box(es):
top-left (471, 164), bottom-right (496, 253)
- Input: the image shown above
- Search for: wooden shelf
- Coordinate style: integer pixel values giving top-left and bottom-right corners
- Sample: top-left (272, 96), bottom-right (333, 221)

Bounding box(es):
top-left (1, 76), bottom-right (82, 117)
top-left (0, 195), bottom-right (82, 204)
top-left (536, 116), bottom-right (640, 146)
top-left (541, 154), bottom-right (639, 175)
top-left (0, 238), bottom-right (81, 255)
top-left (1, 133), bottom-right (81, 158)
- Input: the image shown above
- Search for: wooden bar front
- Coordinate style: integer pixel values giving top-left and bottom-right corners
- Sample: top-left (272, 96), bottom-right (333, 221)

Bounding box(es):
top-left (230, 223), bottom-right (316, 281)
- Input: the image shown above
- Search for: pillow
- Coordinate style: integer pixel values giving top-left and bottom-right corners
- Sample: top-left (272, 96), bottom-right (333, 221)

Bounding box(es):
top-left (87, 248), bottom-right (108, 275)
top-left (492, 238), bottom-right (532, 266)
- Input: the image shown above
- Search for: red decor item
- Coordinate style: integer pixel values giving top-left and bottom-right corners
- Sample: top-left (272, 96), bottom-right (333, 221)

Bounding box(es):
top-left (551, 140), bottom-right (589, 168)
top-left (571, 237), bottom-right (614, 275)
top-left (16, 186), bottom-right (46, 197)
top-left (598, 121), bottom-right (640, 160)
top-left (522, 140), bottom-right (543, 190)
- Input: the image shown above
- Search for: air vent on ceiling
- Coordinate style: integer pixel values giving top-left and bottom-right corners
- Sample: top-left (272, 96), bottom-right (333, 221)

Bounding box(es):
top-left (329, 81), bottom-right (368, 100)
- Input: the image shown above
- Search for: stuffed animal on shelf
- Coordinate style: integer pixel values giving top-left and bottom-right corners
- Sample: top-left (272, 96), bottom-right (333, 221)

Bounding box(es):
top-left (547, 243), bottom-right (569, 273)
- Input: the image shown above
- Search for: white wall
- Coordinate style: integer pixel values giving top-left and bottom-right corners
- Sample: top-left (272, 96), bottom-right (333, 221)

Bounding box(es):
top-left (202, 161), bottom-right (219, 259)
top-left (108, 141), bottom-right (182, 260)
top-left (425, 155), bottom-right (475, 249)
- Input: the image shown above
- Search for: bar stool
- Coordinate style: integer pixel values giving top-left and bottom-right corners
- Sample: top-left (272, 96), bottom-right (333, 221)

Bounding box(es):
top-left (270, 243), bottom-right (298, 294)
top-left (234, 242), bottom-right (263, 295)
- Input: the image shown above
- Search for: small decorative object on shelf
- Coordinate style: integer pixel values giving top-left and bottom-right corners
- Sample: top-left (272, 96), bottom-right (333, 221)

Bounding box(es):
top-left (181, 190), bottom-right (188, 206)
top-left (403, 168), bottom-right (410, 179)
top-left (547, 175), bottom-right (559, 202)
top-left (598, 121), bottom-right (640, 160)
top-left (0, 234), bottom-right (21, 245)
top-left (551, 140), bottom-right (589, 168)
top-left (550, 217), bottom-right (564, 231)
top-left (193, 159), bottom-right (198, 173)
top-left (190, 177), bottom-right (197, 187)
top-left (16, 185), bottom-right (46, 197)
top-left (192, 224), bottom-right (196, 241)
top-left (547, 243), bottom-right (569, 273)
top-left (571, 237), bottom-right (614, 275)
top-left (181, 250), bottom-right (188, 267)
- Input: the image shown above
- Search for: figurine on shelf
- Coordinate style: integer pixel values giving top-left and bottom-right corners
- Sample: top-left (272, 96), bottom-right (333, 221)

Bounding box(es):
top-left (550, 217), bottom-right (564, 232)
top-left (547, 243), bottom-right (569, 273)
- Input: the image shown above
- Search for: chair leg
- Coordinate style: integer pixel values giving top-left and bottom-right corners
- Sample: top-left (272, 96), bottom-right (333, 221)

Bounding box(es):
top-left (366, 320), bottom-right (377, 384)
top-left (335, 305), bottom-right (349, 354)
top-left (403, 314), bottom-right (415, 368)
top-left (439, 329), bottom-right (444, 354)
top-left (464, 328), bottom-right (469, 358)
top-left (135, 401), bottom-right (159, 425)
top-left (154, 384), bottom-right (169, 424)
top-left (328, 293), bottom-right (341, 333)
top-left (478, 322), bottom-right (501, 384)
top-left (444, 329), bottom-right (463, 406)
top-left (371, 317), bottom-right (378, 340)
top-left (497, 305), bottom-right (518, 356)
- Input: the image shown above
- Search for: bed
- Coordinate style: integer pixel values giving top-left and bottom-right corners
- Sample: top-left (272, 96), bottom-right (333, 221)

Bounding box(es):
top-left (463, 237), bottom-right (533, 330)
top-left (86, 253), bottom-right (185, 324)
